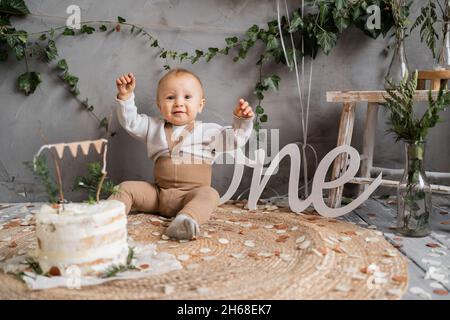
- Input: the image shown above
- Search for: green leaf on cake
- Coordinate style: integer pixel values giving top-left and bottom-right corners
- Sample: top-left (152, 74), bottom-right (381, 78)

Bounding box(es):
top-left (101, 247), bottom-right (136, 278)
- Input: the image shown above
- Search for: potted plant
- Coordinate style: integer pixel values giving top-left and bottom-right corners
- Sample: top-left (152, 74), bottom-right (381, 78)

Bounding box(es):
top-left (383, 71), bottom-right (450, 236)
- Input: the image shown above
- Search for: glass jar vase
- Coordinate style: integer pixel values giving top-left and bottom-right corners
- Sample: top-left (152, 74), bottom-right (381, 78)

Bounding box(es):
top-left (435, 1), bottom-right (450, 70)
top-left (386, 28), bottom-right (409, 84)
top-left (396, 141), bottom-right (432, 237)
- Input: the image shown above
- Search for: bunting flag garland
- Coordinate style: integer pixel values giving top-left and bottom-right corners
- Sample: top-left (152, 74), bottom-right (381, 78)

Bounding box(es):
top-left (67, 143), bottom-right (79, 157)
top-left (33, 139), bottom-right (109, 205)
top-left (79, 141), bottom-right (91, 156)
top-left (93, 140), bottom-right (103, 154)
top-left (53, 144), bottom-right (65, 159)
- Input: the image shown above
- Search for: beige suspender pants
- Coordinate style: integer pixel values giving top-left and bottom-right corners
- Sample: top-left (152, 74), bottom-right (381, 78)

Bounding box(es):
top-left (109, 121), bottom-right (220, 224)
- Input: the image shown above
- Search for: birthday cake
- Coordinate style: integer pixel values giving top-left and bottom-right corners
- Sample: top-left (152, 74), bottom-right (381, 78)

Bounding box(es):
top-left (35, 200), bottom-right (128, 276)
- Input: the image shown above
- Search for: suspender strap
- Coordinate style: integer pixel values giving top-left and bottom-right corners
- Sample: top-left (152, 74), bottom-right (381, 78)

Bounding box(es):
top-left (163, 121), bottom-right (195, 155)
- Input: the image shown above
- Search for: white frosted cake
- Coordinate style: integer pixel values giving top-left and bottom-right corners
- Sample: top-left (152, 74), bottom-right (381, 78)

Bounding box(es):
top-left (35, 200), bottom-right (128, 276)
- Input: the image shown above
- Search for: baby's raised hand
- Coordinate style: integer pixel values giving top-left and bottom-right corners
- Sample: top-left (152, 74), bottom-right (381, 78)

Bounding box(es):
top-left (233, 99), bottom-right (254, 119)
top-left (116, 73), bottom-right (136, 101)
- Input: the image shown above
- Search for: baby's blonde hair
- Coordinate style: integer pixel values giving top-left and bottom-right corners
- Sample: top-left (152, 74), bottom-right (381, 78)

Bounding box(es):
top-left (157, 68), bottom-right (204, 99)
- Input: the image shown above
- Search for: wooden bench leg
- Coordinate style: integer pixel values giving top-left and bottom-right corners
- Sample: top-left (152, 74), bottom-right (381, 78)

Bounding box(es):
top-left (359, 102), bottom-right (379, 194)
top-left (327, 102), bottom-right (356, 208)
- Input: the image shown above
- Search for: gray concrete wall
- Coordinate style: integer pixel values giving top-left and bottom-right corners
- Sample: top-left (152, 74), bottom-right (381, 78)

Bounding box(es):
top-left (1, 0), bottom-right (449, 202)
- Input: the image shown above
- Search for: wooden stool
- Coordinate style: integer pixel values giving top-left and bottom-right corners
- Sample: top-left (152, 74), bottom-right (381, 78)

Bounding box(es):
top-left (326, 89), bottom-right (450, 209)
top-left (417, 70), bottom-right (450, 90)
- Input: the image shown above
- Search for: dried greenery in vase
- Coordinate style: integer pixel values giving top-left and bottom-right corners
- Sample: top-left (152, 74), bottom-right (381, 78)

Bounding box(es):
top-left (384, 71), bottom-right (450, 142)
top-left (383, 71), bottom-right (450, 236)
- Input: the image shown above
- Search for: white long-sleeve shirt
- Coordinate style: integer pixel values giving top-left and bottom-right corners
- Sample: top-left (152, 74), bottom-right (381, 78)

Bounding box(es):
top-left (115, 93), bottom-right (254, 163)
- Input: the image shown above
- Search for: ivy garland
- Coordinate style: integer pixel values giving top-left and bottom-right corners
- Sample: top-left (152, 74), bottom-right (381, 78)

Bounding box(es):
top-left (1, 0), bottom-right (401, 136)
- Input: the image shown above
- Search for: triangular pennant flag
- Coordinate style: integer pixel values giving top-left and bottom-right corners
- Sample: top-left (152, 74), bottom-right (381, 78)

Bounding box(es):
top-left (67, 143), bottom-right (79, 158)
top-left (93, 140), bottom-right (103, 154)
top-left (80, 141), bottom-right (91, 156)
top-left (53, 144), bottom-right (65, 159)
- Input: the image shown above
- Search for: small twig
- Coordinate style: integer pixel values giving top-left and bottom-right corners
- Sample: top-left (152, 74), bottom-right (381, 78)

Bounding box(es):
top-left (96, 173), bottom-right (106, 202)
top-left (96, 141), bottom-right (108, 202)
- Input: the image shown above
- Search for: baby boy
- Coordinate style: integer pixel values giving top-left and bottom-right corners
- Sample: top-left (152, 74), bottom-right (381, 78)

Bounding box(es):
top-left (110, 69), bottom-right (254, 240)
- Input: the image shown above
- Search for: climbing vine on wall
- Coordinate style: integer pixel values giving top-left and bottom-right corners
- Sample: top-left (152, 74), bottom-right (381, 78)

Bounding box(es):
top-left (1, 0), bottom-right (401, 136)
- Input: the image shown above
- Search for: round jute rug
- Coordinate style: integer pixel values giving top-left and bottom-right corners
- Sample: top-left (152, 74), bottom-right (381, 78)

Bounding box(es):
top-left (0, 201), bottom-right (408, 299)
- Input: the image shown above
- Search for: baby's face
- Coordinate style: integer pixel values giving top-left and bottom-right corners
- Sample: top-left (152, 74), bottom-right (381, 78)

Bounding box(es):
top-left (157, 73), bottom-right (205, 126)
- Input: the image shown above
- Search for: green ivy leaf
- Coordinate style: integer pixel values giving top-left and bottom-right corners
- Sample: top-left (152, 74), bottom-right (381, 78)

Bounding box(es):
top-left (56, 59), bottom-right (68, 72)
top-left (0, 0), bottom-right (30, 15)
top-left (267, 20), bottom-right (278, 34)
top-left (205, 47), bottom-right (219, 62)
top-left (260, 114), bottom-right (268, 122)
top-left (318, 2), bottom-right (331, 25)
top-left (219, 47), bottom-right (230, 55)
top-left (99, 25), bottom-right (107, 32)
top-left (5, 29), bottom-right (27, 60)
top-left (81, 25), bottom-right (95, 34)
top-left (225, 36), bottom-right (238, 46)
top-left (335, 0), bottom-right (348, 11)
top-left (246, 24), bottom-right (259, 42)
top-left (163, 64), bottom-right (170, 70)
top-left (191, 50), bottom-right (203, 64)
top-left (39, 34), bottom-right (47, 41)
top-left (351, 5), bottom-right (362, 21)
top-left (99, 117), bottom-right (109, 129)
top-left (265, 34), bottom-right (279, 51)
top-left (117, 16), bottom-right (126, 23)
top-left (316, 29), bottom-right (337, 55)
top-left (62, 27), bottom-right (75, 36)
top-left (254, 90), bottom-right (264, 100)
top-left (18, 72), bottom-right (42, 95)
top-left (45, 39), bottom-right (58, 60)
top-left (167, 51), bottom-right (177, 60)
top-left (179, 52), bottom-right (188, 62)
top-left (63, 74), bottom-right (78, 87)
top-left (12, 43), bottom-right (24, 60)
top-left (288, 11), bottom-right (304, 33)
top-left (150, 40), bottom-right (159, 47)
top-left (262, 75), bottom-right (280, 92)
top-left (256, 105), bottom-right (264, 114)
top-left (334, 13), bottom-right (350, 33)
